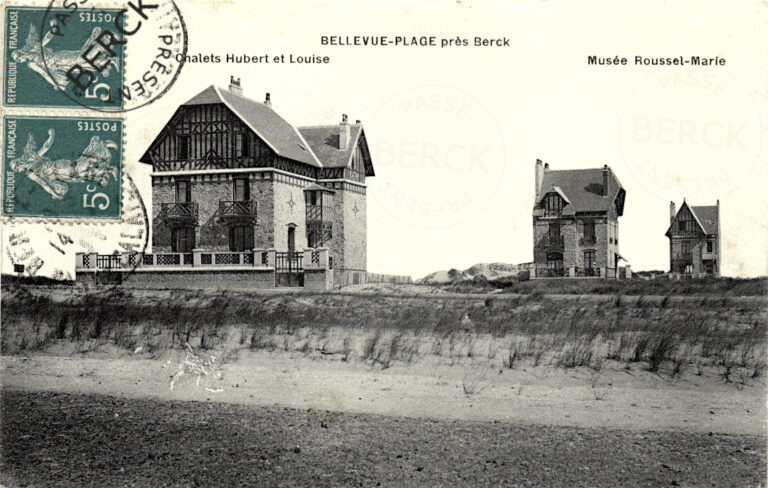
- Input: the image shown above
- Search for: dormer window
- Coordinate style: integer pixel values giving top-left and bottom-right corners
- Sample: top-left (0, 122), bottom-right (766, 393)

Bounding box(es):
top-left (544, 193), bottom-right (563, 216)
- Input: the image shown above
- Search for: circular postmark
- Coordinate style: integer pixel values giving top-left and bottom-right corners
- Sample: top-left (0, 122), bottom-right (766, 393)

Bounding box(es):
top-left (618, 67), bottom-right (763, 201)
top-left (368, 85), bottom-right (506, 229)
top-left (38, 0), bottom-right (187, 112)
top-left (3, 174), bottom-right (150, 293)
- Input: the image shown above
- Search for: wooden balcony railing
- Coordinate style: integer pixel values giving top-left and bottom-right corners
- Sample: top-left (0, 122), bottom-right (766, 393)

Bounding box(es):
top-left (219, 200), bottom-right (257, 221)
top-left (544, 235), bottom-right (564, 251)
top-left (306, 204), bottom-right (334, 222)
top-left (160, 202), bottom-right (199, 223)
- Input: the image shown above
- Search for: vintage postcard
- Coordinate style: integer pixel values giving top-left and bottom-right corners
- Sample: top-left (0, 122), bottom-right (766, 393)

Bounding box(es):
top-left (1, 0), bottom-right (766, 486)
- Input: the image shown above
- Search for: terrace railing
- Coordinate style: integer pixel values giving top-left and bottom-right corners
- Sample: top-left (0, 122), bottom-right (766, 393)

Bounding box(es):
top-left (535, 267), bottom-right (567, 278)
top-left (76, 249), bottom-right (279, 271)
top-left (575, 267), bottom-right (601, 277)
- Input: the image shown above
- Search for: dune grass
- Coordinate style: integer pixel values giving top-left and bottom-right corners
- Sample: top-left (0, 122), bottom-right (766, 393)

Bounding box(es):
top-left (1, 283), bottom-right (765, 384)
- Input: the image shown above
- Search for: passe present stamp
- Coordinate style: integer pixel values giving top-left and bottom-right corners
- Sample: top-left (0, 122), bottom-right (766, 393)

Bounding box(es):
top-left (4, 6), bottom-right (124, 108)
top-left (3, 115), bottom-right (122, 220)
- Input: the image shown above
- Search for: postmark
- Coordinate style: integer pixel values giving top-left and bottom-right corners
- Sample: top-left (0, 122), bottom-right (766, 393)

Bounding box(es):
top-left (3, 115), bottom-right (123, 219)
top-left (2, 173), bottom-right (149, 285)
top-left (617, 68), bottom-right (763, 201)
top-left (368, 85), bottom-right (506, 229)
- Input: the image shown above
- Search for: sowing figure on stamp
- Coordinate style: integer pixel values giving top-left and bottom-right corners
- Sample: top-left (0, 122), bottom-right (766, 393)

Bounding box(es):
top-left (10, 129), bottom-right (119, 200)
top-left (11, 21), bottom-right (119, 91)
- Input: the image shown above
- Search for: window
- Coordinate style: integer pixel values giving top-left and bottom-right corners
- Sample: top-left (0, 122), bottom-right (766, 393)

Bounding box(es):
top-left (177, 135), bottom-right (190, 160)
top-left (706, 241), bottom-right (713, 253)
top-left (172, 227), bottom-right (195, 253)
top-left (175, 180), bottom-right (191, 203)
top-left (234, 132), bottom-right (249, 158)
top-left (229, 225), bottom-right (254, 252)
top-left (233, 178), bottom-right (250, 201)
top-left (584, 250), bottom-right (596, 268)
top-left (544, 193), bottom-right (563, 216)
top-left (583, 221), bottom-right (595, 244)
top-left (681, 241), bottom-right (693, 258)
top-left (548, 222), bottom-right (561, 244)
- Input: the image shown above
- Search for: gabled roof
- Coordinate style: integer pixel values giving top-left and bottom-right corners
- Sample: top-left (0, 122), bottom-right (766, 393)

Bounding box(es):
top-left (298, 125), bottom-right (375, 176)
top-left (537, 167), bottom-right (625, 215)
top-left (537, 185), bottom-right (570, 205)
top-left (141, 85), bottom-right (322, 168)
top-left (666, 201), bottom-right (719, 236)
top-left (690, 205), bottom-right (718, 235)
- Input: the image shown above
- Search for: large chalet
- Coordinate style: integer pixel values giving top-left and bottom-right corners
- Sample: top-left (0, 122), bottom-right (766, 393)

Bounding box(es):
top-left (666, 200), bottom-right (720, 277)
top-left (75, 77), bottom-right (398, 289)
top-left (531, 159), bottom-right (627, 278)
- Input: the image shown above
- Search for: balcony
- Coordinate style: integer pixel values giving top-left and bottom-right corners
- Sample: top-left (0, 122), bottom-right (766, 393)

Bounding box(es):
top-left (219, 200), bottom-right (257, 222)
top-left (579, 236), bottom-right (597, 247)
top-left (541, 235), bottom-right (564, 251)
top-left (160, 202), bottom-right (199, 224)
top-left (306, 204), bottom-right (334, 223)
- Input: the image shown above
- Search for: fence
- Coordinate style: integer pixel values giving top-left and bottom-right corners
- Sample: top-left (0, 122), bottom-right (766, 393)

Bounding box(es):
top-left (333, 271), bottom-right (413, 288)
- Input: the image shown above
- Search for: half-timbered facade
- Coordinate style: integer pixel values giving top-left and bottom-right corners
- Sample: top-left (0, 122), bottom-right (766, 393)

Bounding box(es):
top-left (138, 77), bottom-right (375, 279)
top-left (665, 200), bottom-right (720, 277)
top-left (531, 159), bottom-right (627, 278)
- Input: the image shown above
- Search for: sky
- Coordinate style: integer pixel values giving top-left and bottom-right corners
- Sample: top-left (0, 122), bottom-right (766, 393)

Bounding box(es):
top-left (3, 0), bottom-right (767, 279)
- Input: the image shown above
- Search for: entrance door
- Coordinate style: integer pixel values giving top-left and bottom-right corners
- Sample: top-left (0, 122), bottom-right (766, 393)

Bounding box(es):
top-left (276, 225), bottom-right (303, 286)
top-left (287, 226), bottom-right (296, 255)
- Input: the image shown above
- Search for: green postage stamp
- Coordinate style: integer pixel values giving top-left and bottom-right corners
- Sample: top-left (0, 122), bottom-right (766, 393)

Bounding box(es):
top-left (2, 116), bottom-right (122, 219)
top-left (4, 6), bottom-right (125, 108)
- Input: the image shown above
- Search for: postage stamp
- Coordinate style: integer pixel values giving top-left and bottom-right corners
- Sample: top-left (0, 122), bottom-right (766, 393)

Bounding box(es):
top-left (4, 6), bottom-right (125, 109)
top-left (2, 115), bottom-right (122, 219)
top-left (4, 0), bottom-right (187, 111)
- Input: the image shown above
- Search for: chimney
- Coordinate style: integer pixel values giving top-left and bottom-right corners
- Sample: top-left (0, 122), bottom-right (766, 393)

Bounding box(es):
top-left (264, 92), bottom-right (271, 108)
top-left (602, 164), bottom-right (610, 196)
top-left (355, 119), bottom-right (361, 124)
top-left (229, 76), bottom-right (242, 96)
top-left (339, 114), bottom-right (350, 150)
top-left (670, 201), bottom-right (676, 224)
top-left (535, 159), bottom-right (544, 200)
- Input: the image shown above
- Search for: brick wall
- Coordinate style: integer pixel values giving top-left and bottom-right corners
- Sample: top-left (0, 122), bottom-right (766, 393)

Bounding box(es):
top-left (342, 185), bottom-right (367, 271)
top-left (76, 269), bottom-right (277, 289)
top-left (151, 173), bottom-right (275, 252)
top-left (323, 182), bottom-right (367, 272)
top-left (533, 216), bottom-right (618, 269)
top-left (272, 174), bottom-right (310, 252)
